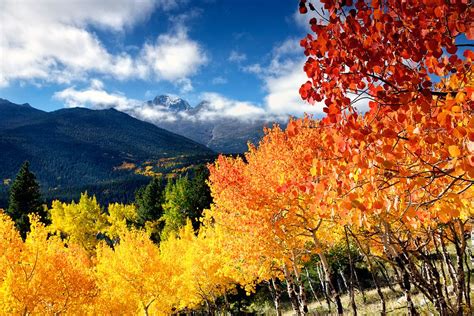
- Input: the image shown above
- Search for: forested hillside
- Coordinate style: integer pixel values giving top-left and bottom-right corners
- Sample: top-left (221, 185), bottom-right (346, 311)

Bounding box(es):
top-left (0, 99), bottom-right (214, 206)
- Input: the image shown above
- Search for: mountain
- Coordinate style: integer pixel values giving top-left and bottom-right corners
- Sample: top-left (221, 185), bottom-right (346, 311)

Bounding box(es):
top-left (0, 98), bottom-right (48, 129)
top-left (0, 100), bottom-right (215, 208)
top-left (142, 95), bottom-right (285, 153)
top-left (147, 95), bottom-right (191, 112)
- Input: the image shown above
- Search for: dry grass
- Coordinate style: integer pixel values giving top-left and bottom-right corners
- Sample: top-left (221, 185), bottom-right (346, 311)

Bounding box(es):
top-left (282, 285), bottom-right (474, 315)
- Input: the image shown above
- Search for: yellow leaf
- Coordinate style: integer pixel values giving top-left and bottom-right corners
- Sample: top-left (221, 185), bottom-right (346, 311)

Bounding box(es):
top-left (451, 105), bottom-right (461, 114)
top-left (455, 92), bottom-right (466, 103)
top-left (310, 165), bottom-right (318, 176)
top-left (448, 145), bottom-right (461, 157)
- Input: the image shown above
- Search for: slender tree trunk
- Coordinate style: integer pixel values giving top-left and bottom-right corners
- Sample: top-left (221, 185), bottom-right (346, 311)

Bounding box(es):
top-left (353, 265), bottom-right (366, 303)
top-left (451, 220), bottom-right (466, 315)
top-left (339, 270), bottom-right (348, 292)
top-left (318, 252), bottom-right (344, 315)
top-left (311, 231), bottom-right (343, 314)
top-left (284, 265), bottom-right (302, 315)
top-left (348, 227), bottom-right (386, 315)
top-left (471, 219), bottom-right (474, 266)
top-left (432, 232), bottom-right (452, 311)
top-left (365, 264), bottom-right (387, 316)
top-left (305, 267), bottom-right (322, 306)
top-left (376, 260), bottom-right (397, 293)
top-left (463, 238), bottom-right (472, 313)
top-left (268, 278), bottom-right (283, 316)
top-left (293, 266), bottom-right (309, 314)
top-left (440, 234), bottom-right (458, 285)
top-left (419, 245), bottom-right (451, 315)
top-left (204, 299), bottom-right (216, 316)
top-left (317, 262), bottom-right (332, 311)
top-left (344, 226), bottom-right (357, 316)
top-left (396, 262), bottom-right (418, 316)
top-left (381, 221), bottom-right (417, 315)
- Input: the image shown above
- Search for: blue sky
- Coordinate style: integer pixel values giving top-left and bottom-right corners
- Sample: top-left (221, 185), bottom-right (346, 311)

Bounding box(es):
top-left (0, 0), bottom-right (323, 119)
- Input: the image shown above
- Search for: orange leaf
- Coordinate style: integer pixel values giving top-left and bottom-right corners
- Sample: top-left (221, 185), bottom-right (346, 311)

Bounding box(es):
top-left (448, 145), bottom-right (461, 157)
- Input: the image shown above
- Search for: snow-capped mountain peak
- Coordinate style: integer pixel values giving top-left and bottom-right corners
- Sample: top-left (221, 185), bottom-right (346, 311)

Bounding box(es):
top-left (149, 95), bottom-right (191, 112)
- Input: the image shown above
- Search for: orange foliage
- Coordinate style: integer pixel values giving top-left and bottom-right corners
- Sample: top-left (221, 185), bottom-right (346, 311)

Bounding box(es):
top-left (299, 0), bottom-right (473, 122)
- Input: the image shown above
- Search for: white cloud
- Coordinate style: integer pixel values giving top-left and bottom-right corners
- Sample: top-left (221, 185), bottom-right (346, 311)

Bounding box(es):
top-left (134, 104), bottom-right (179, 122)
top-left (53, 37), bottom-right (328, 125)
top-left (175, 78), bottom-right (194, 94)
top-left (242, 64), bottom-right (263, 75)
top-left (264, 60), bottom-right (324, 116)
top-left (3, 0), bottom-right (160, 32)
top-left (273, 38), bottom-right (303, 58)
top-left (144, 90), bottom-right (159, 99)
top-left (248, 38), bottom-right (369, 117)
top-left (243, 38), bottom-right (303, 77)
top-left (0, 0), bottom-right (205, 87)
top-left (54, 81), bottom-right (269, 123)
top-left (90, 79), bottom-right (105, 90)
top-left (53, 80), bottom-right (140, 110)
top-left (138, 28), bottom-right (207, 81)
top-left (241, 38), bottom-right (325, 117)
top-left (292, 9), bottom-right (313, 29)
top-left (53, 35), bottom-right (348, 125)
top-left (197, 93), bottom-right (266, 120)
top-left (53, 80), bottom-right (179, 122)
top-left (228, 50), bottom-right (247, 63)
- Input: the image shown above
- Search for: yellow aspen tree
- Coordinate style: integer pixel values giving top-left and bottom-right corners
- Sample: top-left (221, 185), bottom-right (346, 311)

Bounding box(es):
top-left (94, 228), bottom-right (174, 315)
top-left (0, 213), bottom-right (96, 314)
top-left (49, 192), bottom-right (108, 252)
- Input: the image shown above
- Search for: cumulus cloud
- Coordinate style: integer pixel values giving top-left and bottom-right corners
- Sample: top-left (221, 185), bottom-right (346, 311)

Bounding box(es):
top-left (133, 103), bottom-right (180, 122)
top-left (0, 0), bottom-right (206, 87)
top-left (53, 79), bottom-right (140, 110)
top-left (263, 60), bottom-right (324, 116)
top-left (196, 93), bottom-right (266, 121)
top-left (54, 37), bottom-right (325, 125)
top-left (138, 27), bottom-right (207, 81)
top-left (53, 32), bottom-right (366, 124)
top-left (53, 37), bottom-right (334, 125)
top-left (255, 38), bottom-right (369, 116)
top-left (242, 38), bottom-right (324, 117)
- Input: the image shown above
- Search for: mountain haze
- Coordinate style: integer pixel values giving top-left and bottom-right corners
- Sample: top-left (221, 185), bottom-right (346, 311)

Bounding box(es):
top-left (136, 95), bottom-right (285, 153)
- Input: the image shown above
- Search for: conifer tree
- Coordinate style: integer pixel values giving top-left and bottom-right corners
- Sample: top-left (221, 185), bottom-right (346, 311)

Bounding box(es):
top-left (135, 176), bottom-right (164, 224)
top-left (187, 166), bottom-right (212, 225)
top-left (134, 177), bottom-right (165, 242)
top-left (6, 161), bottom-right (45, 238)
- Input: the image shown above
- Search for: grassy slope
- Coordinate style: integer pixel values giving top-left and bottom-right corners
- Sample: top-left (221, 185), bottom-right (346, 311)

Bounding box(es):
top-left (279, 284), bottom-right (474, 315)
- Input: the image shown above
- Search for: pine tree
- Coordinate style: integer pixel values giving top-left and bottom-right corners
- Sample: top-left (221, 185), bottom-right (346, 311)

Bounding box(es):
top-left (161, 166), bottom-right (212, 239)
top-left (134, 176), bottom-right (166, 243)
top-left (187, 166), bottom-right (212, 225)
top-left (135, 176), bottom-right (164, 224)
top-left (6, 161), bottom-right (45, 238)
